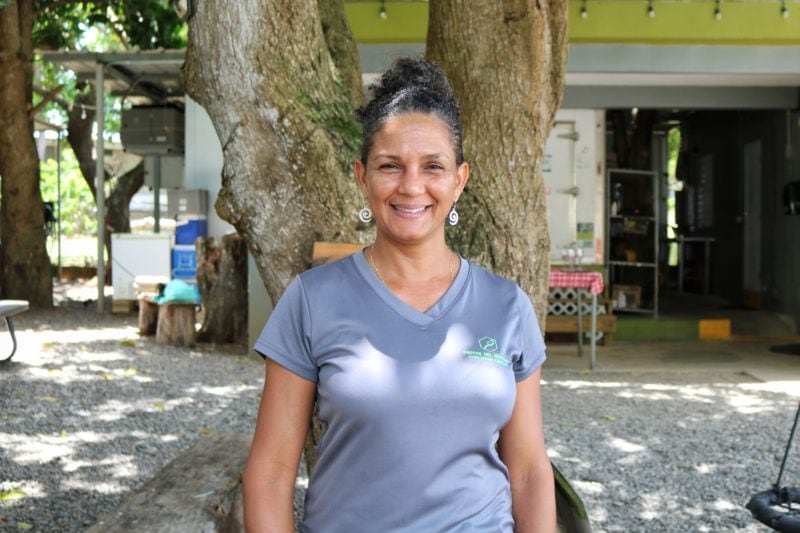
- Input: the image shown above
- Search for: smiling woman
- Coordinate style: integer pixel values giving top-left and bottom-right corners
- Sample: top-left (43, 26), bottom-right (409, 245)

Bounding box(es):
top-left (242, 57), bottom-right (556, 532)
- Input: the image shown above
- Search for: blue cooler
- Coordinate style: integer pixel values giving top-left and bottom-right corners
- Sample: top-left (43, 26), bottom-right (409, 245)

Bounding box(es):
top-left (175, 216), bottom-right (208, 245)
top-left (172, 245), bottom-right (197, 278)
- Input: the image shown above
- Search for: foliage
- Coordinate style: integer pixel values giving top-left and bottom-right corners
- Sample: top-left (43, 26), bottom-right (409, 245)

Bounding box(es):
top-left (33, 1), bottom-right (186, 51)
top-left (39, 149), bottom-right (97, 236)
top-left (32, 1), bottom-right (187, 136)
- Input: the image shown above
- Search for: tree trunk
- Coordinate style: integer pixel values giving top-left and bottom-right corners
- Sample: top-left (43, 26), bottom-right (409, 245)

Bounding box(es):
top-left (426, 0), bottom-right (569, 326)
top-left (0, 0), bottom-right (53, 307)
top-left (195, 234), bottom-right (248, 345)
top-left (183, 0), bottom-right (369, 311)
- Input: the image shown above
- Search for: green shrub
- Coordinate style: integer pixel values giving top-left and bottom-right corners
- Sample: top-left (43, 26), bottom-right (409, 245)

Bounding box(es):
top-left (39, 148), bottom-right (97, 237)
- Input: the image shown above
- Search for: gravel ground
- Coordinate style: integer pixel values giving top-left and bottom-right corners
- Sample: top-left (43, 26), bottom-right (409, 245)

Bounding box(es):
top-left (542, 369), bottom-right (799, 532)
top-left (1, 301), bottom-right (799, 531)
top-left (0, 305), bottom-right (263, 531)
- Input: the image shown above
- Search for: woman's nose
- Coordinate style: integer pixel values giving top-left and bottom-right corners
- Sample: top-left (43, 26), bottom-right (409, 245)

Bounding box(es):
top-left (397, 167), bottom-right (426, 195)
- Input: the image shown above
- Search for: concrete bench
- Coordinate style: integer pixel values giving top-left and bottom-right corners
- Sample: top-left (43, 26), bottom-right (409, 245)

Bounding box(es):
top-left (0, 299), bottom-right (29, 363)
top-left (88, 432), bottom-right (249, 532)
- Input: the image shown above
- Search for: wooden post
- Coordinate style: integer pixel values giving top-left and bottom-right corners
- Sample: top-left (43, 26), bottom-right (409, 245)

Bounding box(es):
top-left (156, 303), bottom-right (197, 347)
top-left (138, 298), bottom-right (159, 336)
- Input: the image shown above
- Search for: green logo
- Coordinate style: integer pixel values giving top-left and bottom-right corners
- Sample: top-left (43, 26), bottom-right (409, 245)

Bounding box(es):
top-left (479, 336), bottom-right (498, 352)
top-left (465, 336), bottom-right (509, 367)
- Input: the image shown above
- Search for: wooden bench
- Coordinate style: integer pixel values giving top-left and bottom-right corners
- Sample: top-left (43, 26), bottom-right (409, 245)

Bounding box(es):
top-left (545, 314), bottom-right (617, 345)
top-left (87, 432), bottom-right (249, 532)
top-left (0, 299), bottom-right (29, 363)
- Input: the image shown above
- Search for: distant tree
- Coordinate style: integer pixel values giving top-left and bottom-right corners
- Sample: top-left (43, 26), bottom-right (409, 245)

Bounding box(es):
top-left (0, 0), bottom-right (185, 305)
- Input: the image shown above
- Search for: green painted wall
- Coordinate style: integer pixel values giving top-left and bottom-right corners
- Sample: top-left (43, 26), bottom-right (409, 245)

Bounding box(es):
top-left (345, 1), bottom-right (800, 45)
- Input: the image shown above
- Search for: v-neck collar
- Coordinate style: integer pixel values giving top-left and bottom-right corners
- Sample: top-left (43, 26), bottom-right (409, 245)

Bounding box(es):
top-left (352, 250), bottom-right (470, 328)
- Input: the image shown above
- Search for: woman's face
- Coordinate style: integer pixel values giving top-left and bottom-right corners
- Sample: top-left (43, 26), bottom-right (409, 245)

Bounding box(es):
top-left (355, 112), bottom-right (469, 247)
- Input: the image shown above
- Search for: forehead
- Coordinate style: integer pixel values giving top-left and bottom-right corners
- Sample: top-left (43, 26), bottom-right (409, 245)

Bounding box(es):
top-left (372, 112), bottom-right (453, 150)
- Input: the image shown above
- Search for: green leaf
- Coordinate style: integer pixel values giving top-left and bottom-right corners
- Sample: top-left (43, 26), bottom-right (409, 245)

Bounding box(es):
top-left (0, 489), bottom-right (26, 501)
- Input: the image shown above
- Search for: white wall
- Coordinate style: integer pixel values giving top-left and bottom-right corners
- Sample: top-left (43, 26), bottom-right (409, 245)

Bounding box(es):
top-left (184, 96), bottom-right (235, 239)
top-left (549, 108), bottom-right (606, 264)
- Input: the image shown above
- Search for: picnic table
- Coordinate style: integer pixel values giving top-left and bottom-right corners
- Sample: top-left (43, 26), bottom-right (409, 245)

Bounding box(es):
top-left (0, 300), bottom-right (29, 362)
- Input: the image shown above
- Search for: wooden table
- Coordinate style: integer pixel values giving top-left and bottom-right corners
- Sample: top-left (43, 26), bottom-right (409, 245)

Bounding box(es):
top-left (549, 270), bottom-right (604, 369)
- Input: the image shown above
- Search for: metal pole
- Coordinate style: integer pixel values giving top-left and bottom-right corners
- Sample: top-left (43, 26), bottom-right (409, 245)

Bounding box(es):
top-left (56, 131), bottom-right (62, 280)
top-left (95, 62), bottom-right (105, 314)
top-left (153, 154), bottom-right (161, 233)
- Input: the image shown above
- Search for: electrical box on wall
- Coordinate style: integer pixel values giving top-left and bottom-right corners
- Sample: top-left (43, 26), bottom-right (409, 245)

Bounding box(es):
top-left (121, 106), bottom-right (185, 154)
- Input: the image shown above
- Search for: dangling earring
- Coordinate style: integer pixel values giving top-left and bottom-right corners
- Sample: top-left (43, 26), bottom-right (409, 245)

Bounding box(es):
top-left (448, 203), bottom-right (459, 226)
top-left (358, 206), bottom-right (373, 223)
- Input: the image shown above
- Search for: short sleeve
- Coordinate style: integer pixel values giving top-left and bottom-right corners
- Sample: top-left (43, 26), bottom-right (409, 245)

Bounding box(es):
top-left (253, 276), bottom-right (318, 382)
top-left (513, 287), bottom-right (547, 382)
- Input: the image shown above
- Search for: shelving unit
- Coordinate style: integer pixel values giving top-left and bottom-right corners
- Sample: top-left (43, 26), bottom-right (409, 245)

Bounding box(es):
top-left (606, 169), bottom-right (659, 317)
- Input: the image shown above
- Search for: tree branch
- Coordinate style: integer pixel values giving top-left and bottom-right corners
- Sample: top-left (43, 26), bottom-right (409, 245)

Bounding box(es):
top-left (30, 84), bottom-right (65, 117)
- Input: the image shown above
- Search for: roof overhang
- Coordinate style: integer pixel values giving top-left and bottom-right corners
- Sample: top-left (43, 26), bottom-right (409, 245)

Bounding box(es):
top-left (37, 49), bottom-right (186, 106)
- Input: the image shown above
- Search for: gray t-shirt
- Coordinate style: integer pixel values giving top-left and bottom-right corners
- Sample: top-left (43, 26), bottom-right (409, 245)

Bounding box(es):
top-left (254, 251), bottom-right (546, 532)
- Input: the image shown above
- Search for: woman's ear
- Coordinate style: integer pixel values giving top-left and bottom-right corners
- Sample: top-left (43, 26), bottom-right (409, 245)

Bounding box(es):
top-left (355, 159), bottom-right (368, 196)
top-left (454, 161), bottom-right (470, 203)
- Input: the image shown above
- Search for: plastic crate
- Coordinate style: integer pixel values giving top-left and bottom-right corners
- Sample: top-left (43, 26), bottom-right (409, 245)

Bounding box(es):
top-left (172, 245), bottom-right (197, 278)
top-left (175, 216), bottom-right (208, 245)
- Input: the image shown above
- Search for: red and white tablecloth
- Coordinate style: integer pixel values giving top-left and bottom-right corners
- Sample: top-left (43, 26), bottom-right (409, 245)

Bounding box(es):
top-left (549, 270), bottom-right (604, 295)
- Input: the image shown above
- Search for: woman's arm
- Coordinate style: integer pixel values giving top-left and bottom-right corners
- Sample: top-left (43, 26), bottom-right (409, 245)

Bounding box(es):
top-left (498, 368), bottom-right (556, 532)
top-left (242, 359), bottom-right (317, 532)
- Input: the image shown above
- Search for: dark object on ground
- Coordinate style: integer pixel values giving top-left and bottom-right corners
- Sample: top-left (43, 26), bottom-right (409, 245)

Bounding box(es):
top-left (87, 432), bottom-right (249, 532)
top-left (747, 487), bottom-right (800, 532)
top-left (770, 344), bottom-right (800, 356)
top-left (554, 461), bottom-right (592, 532)
top-left (0, 300), bottom-right (29, 363)
top-left (747, 402), bottom-right (800, 532)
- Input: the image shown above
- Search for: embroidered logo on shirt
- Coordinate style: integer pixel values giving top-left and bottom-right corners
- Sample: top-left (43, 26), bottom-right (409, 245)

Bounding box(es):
top-left (465, 336), bottom-right (510, 367)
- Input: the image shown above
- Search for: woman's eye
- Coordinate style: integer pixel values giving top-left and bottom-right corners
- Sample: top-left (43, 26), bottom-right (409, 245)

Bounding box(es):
top-left (427, 163), bottom-right (445, 171)
top-left (378, 163), bottom-right (399, 170)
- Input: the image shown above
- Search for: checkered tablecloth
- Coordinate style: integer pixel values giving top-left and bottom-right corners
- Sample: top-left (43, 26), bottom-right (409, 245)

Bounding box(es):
top-left (549, 270), bottom-right (604, 295)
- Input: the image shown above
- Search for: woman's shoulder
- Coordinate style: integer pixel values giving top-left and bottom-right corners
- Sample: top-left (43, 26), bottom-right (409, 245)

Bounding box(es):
top-left (297, 253), bottom-right (361, 291)
top-left (465, 259), bottom-right (524, 295)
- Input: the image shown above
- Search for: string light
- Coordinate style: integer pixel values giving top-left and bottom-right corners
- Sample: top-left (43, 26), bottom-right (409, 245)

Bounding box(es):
top-left (714, 0), bottom-right (722, 20)
top-left (379, 0), bottom-right (387, 20)
top-left (781, 0), bottom-right (789, 18)
top-left (647, 0), bottom-right (655, 18)
top-left (580, 0), bottom-right (588, 19)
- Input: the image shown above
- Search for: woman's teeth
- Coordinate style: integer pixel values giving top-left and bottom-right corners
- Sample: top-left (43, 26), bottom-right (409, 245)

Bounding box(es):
top-left (394, 206), bottom-right (427, 213)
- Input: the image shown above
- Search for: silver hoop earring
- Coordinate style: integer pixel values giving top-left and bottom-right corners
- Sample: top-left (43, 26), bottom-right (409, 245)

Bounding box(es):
top-left (358, 207), bottom-right (373, 223)
top-left (448, 203), bottom-right (459, 226)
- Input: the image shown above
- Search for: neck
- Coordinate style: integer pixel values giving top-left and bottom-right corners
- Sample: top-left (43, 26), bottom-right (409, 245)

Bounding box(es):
top-left (369, 238), bottom-right (455, 284)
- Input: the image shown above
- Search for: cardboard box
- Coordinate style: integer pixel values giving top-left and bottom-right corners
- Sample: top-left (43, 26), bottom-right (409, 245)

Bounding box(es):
top-left (612, 284), bottom-right (642, 309)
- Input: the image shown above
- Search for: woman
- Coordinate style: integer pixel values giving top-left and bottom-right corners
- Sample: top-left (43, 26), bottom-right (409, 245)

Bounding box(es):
top-left (243, 57), bottom-right (555, 532)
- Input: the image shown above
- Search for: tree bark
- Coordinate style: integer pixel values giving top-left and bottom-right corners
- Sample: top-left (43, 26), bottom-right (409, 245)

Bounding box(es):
top-left (426, 0), bottom-right (569, 325)
top-left (0, 0), bottom-right (53, 307)
top-left (183, 0), bottom-right (369, 310)
top-left (195, 234), bottom-right (248, 345)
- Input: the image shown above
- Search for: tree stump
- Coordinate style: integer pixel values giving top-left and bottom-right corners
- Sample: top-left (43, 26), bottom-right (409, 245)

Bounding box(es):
top-left (196, 234), bottom-right (247, 344)
top-left (138, 297), bottom-right (159, 335)
top-left (156, 303), bottom-right (197, 347)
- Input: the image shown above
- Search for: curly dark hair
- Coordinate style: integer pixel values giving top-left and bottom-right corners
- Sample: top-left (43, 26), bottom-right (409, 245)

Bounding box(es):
top-left (356, 56), bottom-right (464, 165)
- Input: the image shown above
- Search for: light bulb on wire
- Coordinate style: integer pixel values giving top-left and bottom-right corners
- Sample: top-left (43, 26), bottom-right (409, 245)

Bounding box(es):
top-left (647, 0), bottom-right (655, 18)
top-left (580, 0), bottom-right (588, 19)
top-left (781, 0), bottom-right (789, 18)
top-left (714, 0), bottom-right (722, 20)
top-left (379, 0), bottom-right (387, 20)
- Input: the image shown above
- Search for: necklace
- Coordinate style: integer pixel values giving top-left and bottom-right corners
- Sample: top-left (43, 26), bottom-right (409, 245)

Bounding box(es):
top-left (367, 246), bottom-right (454, 286)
